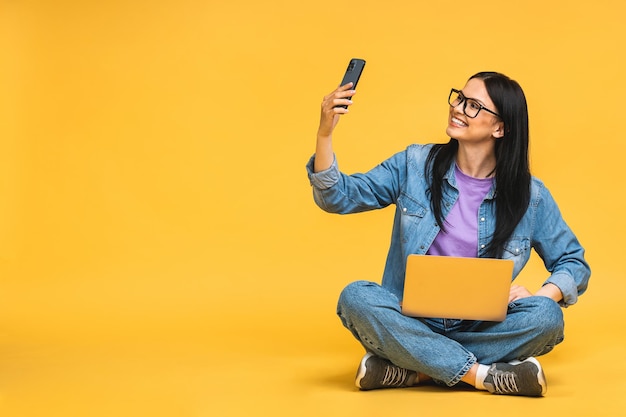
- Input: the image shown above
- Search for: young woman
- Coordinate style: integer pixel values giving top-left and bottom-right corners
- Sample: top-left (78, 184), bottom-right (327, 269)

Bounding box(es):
top-left (306, 72), bottom-right (590, 397)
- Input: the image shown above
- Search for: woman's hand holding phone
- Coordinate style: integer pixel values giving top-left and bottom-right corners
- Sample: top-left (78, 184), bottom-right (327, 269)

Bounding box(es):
top-left (318, 83), bottom-right (356, 138)
top-left (314, 58), bottom-right (366, 172)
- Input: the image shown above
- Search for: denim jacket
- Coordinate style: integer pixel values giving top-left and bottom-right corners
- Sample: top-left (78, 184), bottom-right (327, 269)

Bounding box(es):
top-left (306, 144), bottom-right (590, 307)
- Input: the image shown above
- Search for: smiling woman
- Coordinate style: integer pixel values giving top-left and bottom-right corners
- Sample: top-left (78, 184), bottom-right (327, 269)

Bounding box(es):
top-left (446, 78), bottom-right (505, 177)
top-left (1, 0), bottom-right (624, 415)
top-left (308, 71), bottom-right (590, 396)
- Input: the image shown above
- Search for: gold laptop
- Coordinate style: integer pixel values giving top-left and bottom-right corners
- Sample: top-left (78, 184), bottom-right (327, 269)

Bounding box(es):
top-left (401, 254), bottom-right (514, 322)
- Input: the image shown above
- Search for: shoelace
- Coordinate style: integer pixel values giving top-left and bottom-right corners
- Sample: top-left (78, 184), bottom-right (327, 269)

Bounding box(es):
top-left (382, 365), bottom-right (408, 386)
top-left (491, 370), bottom-right (519, 394)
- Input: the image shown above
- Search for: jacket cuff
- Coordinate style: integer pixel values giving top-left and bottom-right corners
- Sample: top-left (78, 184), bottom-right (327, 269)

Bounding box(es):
top-left (306, 154), bottom-right (339, 190)
top-left (544, 273), bottom-right (578, 307)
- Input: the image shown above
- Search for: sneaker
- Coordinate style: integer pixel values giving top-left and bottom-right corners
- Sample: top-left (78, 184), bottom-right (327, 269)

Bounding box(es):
top-left (355, 352), bottom-right (418, 390)
top-left (483, 357), bottom-right (547, 397)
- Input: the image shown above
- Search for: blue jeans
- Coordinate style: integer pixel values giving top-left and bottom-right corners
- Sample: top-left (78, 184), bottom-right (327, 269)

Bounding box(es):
top-left (337, 281), bottom-right (565, 386)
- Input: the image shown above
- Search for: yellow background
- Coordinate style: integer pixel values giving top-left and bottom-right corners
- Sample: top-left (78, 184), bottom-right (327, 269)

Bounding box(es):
top-left (1, 1), bottom-right (624, 416)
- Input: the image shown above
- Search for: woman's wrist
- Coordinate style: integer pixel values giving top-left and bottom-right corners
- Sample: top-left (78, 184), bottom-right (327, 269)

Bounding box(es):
top-left (535, 283), bottom-right (563, 303)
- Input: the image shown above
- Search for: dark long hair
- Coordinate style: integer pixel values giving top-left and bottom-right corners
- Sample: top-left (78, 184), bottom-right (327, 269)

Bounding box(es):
top-left (425, 72), bottom-right (531, 258)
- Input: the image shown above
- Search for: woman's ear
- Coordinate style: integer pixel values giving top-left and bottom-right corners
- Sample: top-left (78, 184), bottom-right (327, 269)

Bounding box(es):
top-left (493, 122), bottom-right (505, 139)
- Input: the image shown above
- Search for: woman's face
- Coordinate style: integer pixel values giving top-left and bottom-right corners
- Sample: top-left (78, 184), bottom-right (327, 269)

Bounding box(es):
top-left (446, 78), bottom-right (504, 145)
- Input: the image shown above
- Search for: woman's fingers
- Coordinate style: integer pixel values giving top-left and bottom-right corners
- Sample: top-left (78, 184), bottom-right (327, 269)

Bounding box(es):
top-left (318, 84), bottom-right (357, 137)
top-left (322, 83), bottom-right (356, 110)
top-left (508, 284), bottom-right (533, 303)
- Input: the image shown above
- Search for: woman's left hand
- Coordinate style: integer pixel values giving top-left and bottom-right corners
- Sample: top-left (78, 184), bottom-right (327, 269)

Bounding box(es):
top-left (508, 284), bottom-right (533, 303)
top-left (508, 283), bottom-right (564, 304)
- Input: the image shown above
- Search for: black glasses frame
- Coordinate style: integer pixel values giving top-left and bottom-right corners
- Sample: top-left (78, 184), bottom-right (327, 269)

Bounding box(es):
top-left (448, 88), bottom-right (500, 118)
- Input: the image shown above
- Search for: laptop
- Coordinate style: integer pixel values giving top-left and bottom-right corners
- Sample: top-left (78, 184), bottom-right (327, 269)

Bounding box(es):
top-left (401, 254), bottom-right (514, 322)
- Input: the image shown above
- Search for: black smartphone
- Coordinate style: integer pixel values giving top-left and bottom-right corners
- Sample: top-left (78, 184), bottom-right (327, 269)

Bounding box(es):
top-left (335, 58), bottom-right (366, 108)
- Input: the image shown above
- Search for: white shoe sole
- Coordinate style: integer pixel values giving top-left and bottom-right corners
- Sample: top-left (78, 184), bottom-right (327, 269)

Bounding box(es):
top-left (355, 352), bottom-right (375, 389)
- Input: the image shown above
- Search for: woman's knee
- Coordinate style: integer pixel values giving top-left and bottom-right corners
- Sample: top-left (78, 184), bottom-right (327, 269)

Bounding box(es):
top-left (338, 281), bottom-right (378, 314)
top-left (337, 280), bottom-right (398, 317)
top-left (516, 295), bottom-right (564, 335)
top-left (339, 280), bottom-right (376, 301)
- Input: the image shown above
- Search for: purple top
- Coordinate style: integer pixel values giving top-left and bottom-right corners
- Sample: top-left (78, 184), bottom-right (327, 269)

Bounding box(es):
top-left (427, 165), bottom-right (494, 257)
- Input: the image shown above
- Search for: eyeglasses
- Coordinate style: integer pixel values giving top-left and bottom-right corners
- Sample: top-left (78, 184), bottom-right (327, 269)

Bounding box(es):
top-left (448, 88), bottom-right (500, 118)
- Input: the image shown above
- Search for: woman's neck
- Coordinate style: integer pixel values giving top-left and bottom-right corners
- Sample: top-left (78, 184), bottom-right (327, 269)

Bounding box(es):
top-left (455, 144), bottom-right (497, 178)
